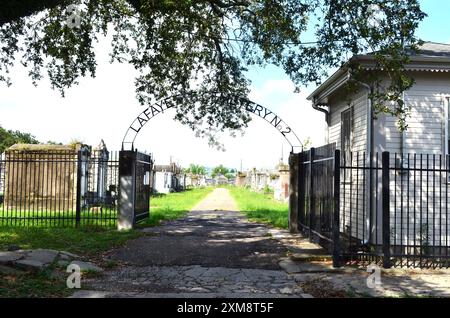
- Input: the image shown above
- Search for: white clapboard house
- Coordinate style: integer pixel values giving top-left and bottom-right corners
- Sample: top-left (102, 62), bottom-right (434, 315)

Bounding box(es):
top-left (307, 42), bottom-right (450, 252)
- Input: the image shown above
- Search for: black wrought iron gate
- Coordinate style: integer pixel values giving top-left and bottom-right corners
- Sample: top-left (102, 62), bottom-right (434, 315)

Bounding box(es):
top-left (297, 144), bottom-right (336, 248)
top-left (133, 152), bottom-right (152, 222)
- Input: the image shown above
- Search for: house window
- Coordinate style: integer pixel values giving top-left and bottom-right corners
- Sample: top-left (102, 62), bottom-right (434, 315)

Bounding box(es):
top-left (341, 107), bottom-right (352, 181)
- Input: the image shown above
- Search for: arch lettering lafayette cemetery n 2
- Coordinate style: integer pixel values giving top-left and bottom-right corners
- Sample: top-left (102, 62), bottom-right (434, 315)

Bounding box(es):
top-left (117, 94), bottom-right (303, 230)
top-left (122, 95), bottom-right (303, 151)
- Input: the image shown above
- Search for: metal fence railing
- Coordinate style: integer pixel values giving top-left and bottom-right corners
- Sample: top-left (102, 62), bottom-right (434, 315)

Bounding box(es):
top-left (296, 144), bottom-right (450, 269)
top-left (0, 149), bottom-right (119, 227)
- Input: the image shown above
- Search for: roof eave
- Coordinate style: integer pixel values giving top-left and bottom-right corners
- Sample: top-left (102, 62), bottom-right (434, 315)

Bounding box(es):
top-left (307, 54), bottom-right (450, 105)
top-left (307, 67), bottom-right (350, 105)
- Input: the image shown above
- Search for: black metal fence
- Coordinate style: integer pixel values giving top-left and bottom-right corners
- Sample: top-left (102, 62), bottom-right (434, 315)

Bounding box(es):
top-left (297, 144), bottom-right (450, 268)
top-left (0, 149), bottom-right (119, 227)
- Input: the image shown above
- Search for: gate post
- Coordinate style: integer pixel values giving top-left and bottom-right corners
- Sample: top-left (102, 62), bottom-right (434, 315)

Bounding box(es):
top-left (288, 152), bottom-right (299, 233)
top-left (332, 149), bottom-right (341, 267)
top-left (309, 147), bottom-right (316, 241)
top-left (118, 150), bottom-right (136, 230)
top-left (382, 151), bottom-right (391, 268)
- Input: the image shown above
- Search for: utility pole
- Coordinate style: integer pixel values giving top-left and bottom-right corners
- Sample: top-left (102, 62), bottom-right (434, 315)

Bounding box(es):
top-left (281, 144), bottom-right (284, 162)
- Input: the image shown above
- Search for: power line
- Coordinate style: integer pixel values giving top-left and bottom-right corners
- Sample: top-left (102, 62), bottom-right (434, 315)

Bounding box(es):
top-left (207, 35), bottom-right (364, 46)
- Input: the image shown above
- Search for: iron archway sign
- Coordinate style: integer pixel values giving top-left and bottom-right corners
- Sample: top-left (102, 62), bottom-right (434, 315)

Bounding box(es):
top-left (122, 94), bottom-right (303, 151)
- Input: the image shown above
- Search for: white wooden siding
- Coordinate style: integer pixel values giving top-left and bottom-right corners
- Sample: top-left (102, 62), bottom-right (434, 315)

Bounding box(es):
top-left (382, 72), bottom-right (450, 155)
top-left (327, 89), bottom-right (369, 240)
top-left (382, 73), bottom-right (450, 246)
top-left (366, 73), bottom-right (450, 247)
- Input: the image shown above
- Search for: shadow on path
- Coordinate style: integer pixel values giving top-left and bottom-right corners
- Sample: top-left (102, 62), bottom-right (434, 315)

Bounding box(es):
top-left (75, 188), bottom-right (307, 298)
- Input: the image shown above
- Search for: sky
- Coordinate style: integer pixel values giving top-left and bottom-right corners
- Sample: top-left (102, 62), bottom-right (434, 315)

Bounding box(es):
top-left (1, 1), bottom-right (450, 171)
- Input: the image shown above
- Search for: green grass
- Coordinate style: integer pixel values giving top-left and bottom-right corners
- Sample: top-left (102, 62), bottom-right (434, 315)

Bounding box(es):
top-left (0, 268), bottom-right (71, 298)
top-left (0, 188), bottom-right (213, 297)
top-left (0, 188), bottom-right (213, 254)
top-left (226, 186), bottom-right (289, 229)
top-left (0, 205), bottom-right (117, 228)
top-left (0, 226), bottom-right (141, 256)
top-left (142, 187), bottom-right (214, 226)
top-left (0, 188), bottom-right (214, 229)
top-left (0, 226), bottom-right (141, 298)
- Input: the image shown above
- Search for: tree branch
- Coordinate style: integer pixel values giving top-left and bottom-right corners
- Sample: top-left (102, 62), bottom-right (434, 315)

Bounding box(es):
top-left (0, 0), bottom-right (74, 25)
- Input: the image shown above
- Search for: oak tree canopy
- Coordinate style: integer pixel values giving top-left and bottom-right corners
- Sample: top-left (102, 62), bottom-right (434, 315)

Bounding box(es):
top-left (0, 0), bottom-right (426, 142)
